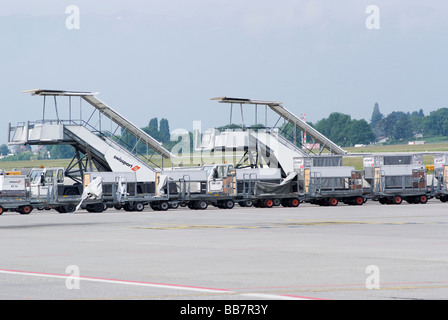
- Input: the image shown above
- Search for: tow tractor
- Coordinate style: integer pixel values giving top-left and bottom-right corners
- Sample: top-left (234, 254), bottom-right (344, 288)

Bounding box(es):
top-left (29, 167), bottom-right (82, 196)
top-left (0, 167), bottom-right (103, 215)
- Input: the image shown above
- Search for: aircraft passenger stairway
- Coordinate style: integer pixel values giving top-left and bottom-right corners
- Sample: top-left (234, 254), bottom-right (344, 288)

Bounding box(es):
top-left (196, 97), bottom-right (347, 176)
top-left (8, 89), bottom-right (175, 182)
top-left (212, 97), bottom-right (347, 156)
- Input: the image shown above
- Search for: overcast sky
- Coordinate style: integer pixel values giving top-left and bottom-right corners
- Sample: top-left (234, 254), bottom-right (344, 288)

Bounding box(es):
top-left (1, 0), bottom-right (448, 144)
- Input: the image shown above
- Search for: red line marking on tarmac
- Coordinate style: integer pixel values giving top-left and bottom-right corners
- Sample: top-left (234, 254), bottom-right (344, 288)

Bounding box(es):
top-left (226, 281), bottom-right (448, 291)
top-left (280, 294), bottom-right (327, 300)
top-left (0, 268), bottom-right (323, 300)
top-left (0, 268), bottom-right (227, 293)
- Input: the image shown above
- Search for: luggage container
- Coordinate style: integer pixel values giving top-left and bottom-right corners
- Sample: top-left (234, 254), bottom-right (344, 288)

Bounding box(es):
top-left (294, 155), bottom-right (366, 206)
top-left (364, 154), bottom-right (431, 205)
top-left (293, 155), bottom-right (343, 171)
top-left (299, 166), bottom-right (366, 206)
top-left (0, 174), bottom-right (33, 215)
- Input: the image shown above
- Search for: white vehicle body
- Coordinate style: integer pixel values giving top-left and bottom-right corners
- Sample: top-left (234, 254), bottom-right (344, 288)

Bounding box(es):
top-left (29, 167), bottom-right (66, 198)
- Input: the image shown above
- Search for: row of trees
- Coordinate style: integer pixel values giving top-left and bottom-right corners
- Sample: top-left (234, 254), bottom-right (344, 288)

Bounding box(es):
top-left (142, 118), bottom-right (171, 144)
top-left (370, 104), bottom-right (448, 143)
top-left (370, 103), bottom-right (425, 142)
top-left (313, 113), bottom-right (374, 146)
top-left (143, 105), bottom-right (448, 150)
top-left (119, 117), bottom-right (178, 155)
top-left (3, 104), bottom-right (448, 160)
top-left (311, 104), bottom-right (448, 147)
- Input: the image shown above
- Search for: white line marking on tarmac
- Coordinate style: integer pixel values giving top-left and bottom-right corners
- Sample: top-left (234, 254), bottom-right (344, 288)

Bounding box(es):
top-left (0, 269), bottom-right (225, 293)
top-left (0, 269), bottom-right (319, 300)
top-left (241, 293), bottom-right (319, 300)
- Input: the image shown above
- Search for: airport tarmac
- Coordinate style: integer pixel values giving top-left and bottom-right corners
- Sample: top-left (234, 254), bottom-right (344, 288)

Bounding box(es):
top-left (0, 200), bottom-right (447, 301)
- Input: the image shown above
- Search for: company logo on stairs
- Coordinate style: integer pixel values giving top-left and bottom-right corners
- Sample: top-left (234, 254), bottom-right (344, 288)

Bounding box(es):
top-left (113, 155), bottom-right (141, 172)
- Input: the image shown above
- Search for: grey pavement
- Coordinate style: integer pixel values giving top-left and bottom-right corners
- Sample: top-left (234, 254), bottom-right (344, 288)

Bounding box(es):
top-left (0, 200), bottom-right (447, 300)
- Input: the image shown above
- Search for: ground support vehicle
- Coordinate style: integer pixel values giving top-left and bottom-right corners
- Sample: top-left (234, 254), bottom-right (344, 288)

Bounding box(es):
top-left (293, 155), bottom-right (367, 206)
top-left (28, 167), bottom-right (105, 213)
top-left (363, 154), bottom-right (432, 205)
top-left (0, 197), bottom-right (34, 215)
top-left (32, 172), bottom-right (106, 214)
top-left (83, 172), bottom-right (155, 212)
top-left (152, 164), bottom-right (299, 210)
top-left (153, 164), bottom-right (238, 211)
top-left (236, 169), bottom-right (302, 208)
top-left (29, 167), bottom-right (83, 197)
top-left (431, 153), bottom-right (448, 202)
top-left (298, 166), bottom-right (367, 206)
top-left (0, 175), bottom-right (33, 214)
top-left (0, 172), bottom-right (99, 215)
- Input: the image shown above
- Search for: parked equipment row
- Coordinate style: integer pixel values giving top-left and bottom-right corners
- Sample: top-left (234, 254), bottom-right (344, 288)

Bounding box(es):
top-left (3, 152), bottom-right (448, 215)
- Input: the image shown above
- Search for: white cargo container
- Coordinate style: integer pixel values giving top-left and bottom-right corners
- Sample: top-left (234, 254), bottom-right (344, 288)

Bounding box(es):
top-left (0, 175), bottom-right (28, 197)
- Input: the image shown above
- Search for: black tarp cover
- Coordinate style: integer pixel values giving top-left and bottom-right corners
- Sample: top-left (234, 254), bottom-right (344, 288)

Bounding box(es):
top-left (255, 172), bottom-right (297, 195)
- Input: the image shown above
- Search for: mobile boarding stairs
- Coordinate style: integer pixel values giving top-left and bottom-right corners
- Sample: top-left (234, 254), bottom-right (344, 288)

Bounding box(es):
top-left (8, 90), bottom-right (175, 188)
